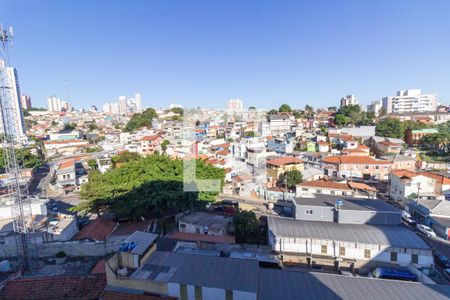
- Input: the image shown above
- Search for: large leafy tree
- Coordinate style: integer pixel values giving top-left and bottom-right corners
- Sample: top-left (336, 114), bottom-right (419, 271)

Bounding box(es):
top-left (0, 148), bottom-right (42, 173)
top-left (375, 118), bottom-right (404, 138)
top-left (76, 154), bottom-right (225, 219)
top-left (420, 121), bottom-right (450, 155)
top-left (233, 210), bottom-right (260, 243)
top-left (279, 104), bottom-right (292, 113)
top-left (277, 170), bottom-right (303, 189)
top-left (125, 108), bottom-right (158, 132)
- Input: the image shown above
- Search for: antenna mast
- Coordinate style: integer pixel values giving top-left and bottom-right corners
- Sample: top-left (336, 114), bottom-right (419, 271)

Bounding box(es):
top-left (0, 25), bottom-right (36, 272)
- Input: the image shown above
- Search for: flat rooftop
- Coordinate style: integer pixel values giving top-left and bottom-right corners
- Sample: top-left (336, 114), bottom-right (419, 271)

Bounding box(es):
top-left (294, 194), bottom-right (400, 213)
top-left (268, 217), bottom-right (430, 250)
top-left (179, 212), bottom-right (232, 232)
top-left (258, 268), bottom-right (450, 300)
top-left (131, 251), bottom-right (259, 293)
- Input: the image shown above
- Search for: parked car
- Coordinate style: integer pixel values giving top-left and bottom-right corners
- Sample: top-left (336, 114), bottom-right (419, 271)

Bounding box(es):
top-left (434, 253), bottom-right (450, 268)
top-left (416, 224), bottom-right (436, 238)
top-left (401, 210), bottom-right (415, 224)
top-left (369, 267), bottom-right (417, 281)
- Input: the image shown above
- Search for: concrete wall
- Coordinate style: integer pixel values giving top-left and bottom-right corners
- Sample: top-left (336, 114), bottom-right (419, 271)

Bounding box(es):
top-left (167, 283), bottom-right (256, 300)
top-left (0, 239), bottom-right (123, 258)
top-left (294, 205), bottom-right (401, 225)
top-left (270, 235), bottom-right (433, 268)
top-left (295, 205), bottom-right (334, 222)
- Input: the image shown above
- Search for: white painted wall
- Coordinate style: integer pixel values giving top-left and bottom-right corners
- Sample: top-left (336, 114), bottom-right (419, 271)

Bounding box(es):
top-left (272, 236), bottom-right (433, 267)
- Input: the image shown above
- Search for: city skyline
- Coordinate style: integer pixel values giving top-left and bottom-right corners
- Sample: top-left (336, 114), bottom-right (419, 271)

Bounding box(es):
top-left (3, 0), bottom-right (450, 109)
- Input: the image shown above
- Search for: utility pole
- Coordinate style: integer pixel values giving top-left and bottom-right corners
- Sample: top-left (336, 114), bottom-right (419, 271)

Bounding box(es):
top-left (0, 25), bottom-right (36, 272)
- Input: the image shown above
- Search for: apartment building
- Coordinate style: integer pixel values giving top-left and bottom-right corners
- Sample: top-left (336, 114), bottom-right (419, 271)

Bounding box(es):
top-left (321, 155), bottom-right (392, 180)
top-left (382, 89), bottom-right (437, 114)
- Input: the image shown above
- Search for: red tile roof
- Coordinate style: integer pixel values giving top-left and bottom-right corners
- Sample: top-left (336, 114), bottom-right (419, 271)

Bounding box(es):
top-left (0, 274), bottom-right (106, 300)
top-left (322, 155), bottom-right (391, 165)
top-left (391, 169), bottom-right (418, 179)
top-left (266, 157), bottom-right (303, 167)
top-left (347, 181), bottom-right (378, 192)
top-left (73, 218), bottom-right (117, 241)
top-left (141, 135), bottom-right (161, 142)
top-left (167, 231), bottom-right (235, 244)
top-left (422, 172), bottom-right (450, 185)
top-left (91, 259), bottom-right (106, 274)
top-left (109, 220), bottom-right (153, 237)
top-left (58, 159), bottom-right (76, 170)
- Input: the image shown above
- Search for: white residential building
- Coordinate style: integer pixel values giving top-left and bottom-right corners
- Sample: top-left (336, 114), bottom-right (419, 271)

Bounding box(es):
top-left (340, 94), bottom-right (358, 107)
top-left (227, 98), bottom-right (243, 113)
top-left (47, 96), bottom-right (62, 112)
top-left (0, 60), bottom-right (26, 141)
top-left (118, 96), bottom-right (127, 114)
top-left (382, 89), bottom-right (437, 114)
top-left (135, 93), bottom-right (142, 112)
top-left (367, 100), bottom-right (382, 116)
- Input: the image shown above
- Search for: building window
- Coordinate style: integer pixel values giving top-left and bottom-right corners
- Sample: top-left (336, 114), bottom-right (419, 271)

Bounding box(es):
top-left (302, 188), bottom-right (308, 191)
top-left (330, 190), bottom-right (335, 195)
top-left (316, 189), bottom-right (322, 194)
top-left (365, 165), bottom-right (369, 170)
top-left (305, 209), bottom-right (313, 215)
top-left (180, 284), bottom-right (188, 300)
top-left (342, 192), bottom-right (347, 196)
top-left (412, 254), bottom-right (419, 264)
top-left (339, 247), bottom-right (345, 256)
top-left (390, 251), bottom-right (397, 262)
top-left (321, 245), bottom-right (327, 254)
top-left (364, 249), bottom-right (371, 259)
top-left (195, 286), bottom-right (202, 300)
top-left (226, 290), bottom-right (233, 300)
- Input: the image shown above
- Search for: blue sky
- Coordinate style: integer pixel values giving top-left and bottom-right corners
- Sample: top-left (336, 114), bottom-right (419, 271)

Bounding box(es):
top-left (2, 0), bottom-right (450, 109)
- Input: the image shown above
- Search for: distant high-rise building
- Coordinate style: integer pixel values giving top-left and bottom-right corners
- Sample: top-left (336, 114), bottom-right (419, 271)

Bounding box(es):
top-left (20, 94), bottom-right (32, 110)
top-left (340, 95), bottom-right (358, 107)
top-left (367, 100), bottom-right (382, 116)
top-left (102, 103), bottom-right (112, 113)
top-left (47, 96), bottom-right (63, 112)
top-left (135, 93), bottom-right (142, 112)
top-left (228, 98), bottom-right (243, 113)
top-left (118, 96), bottom-right (127, 114)
top-left (0, 60), bottom-right (26, 141)
top-left (382, 89), bottom-right (437, 114)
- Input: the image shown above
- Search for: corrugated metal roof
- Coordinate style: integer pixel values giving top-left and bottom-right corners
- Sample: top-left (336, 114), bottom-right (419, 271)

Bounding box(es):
top-left (268, 217), bottom-right (430, 249)
top-left (134, 251), bottom-right (259, 293)
top-left (258, 269), bottom-right (450, 300)
top-left (294, 195), bottom-right (400, 213)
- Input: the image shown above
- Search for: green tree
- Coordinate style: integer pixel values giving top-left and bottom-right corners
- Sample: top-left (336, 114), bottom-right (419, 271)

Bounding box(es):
top-left (293, 110), bottom-right (304, 119)
top-left (375, 118), bottom-right (404, 138)
top-left (268, 109), bottom-right (278, 116)
top-left (334, 114), bottom-right (351, 127)
top-left (111, 151), bottom-right (141, 168)
top-left (279, 104), bottom-right (292, 113)
top-left (85, 146), bottom-right (102, 153)
top-left (328, 106), bottom-right (337, 111)
top-left (277, 170), bottom-right (303, 189)
top-left (244, 131), bottom-right (256, 138)
top-left (87, 159), bottom-right (98, 170)
top-left (170, 107), bottom-right (183, 115)
top-left (0, 148), bottom-right (42, 173)
top-left (233, 210), bottom-right (259, 243)
top-left (248, 106), bottom-right (256, 110)
top-left (125, 108), bottom-right (158, 132)
top-left (161, 140), bottom-right (170, 154)
top-left (63, 123), bottom-right (77, 132)
top-left (76, 154), bottom-right (225, 219)
top-left (88, 123), bottom-right (98, 131)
